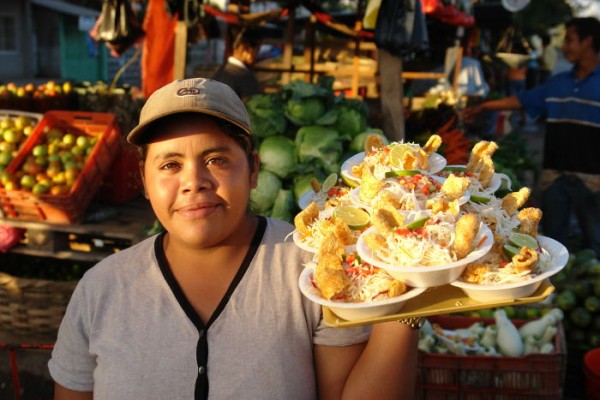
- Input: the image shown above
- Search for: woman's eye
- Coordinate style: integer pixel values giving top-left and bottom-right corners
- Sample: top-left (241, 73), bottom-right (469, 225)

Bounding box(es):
top-left (207, 157), bottom-right (227, 166)
top-left (160, 161), bottom-right (180, 170)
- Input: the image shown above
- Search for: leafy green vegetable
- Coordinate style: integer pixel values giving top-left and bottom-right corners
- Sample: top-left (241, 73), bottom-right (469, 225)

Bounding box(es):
top-left (285, 97), bottom-right (327, 126)
top-left (245, 93), bottom-right (287, 137)
top-left (295, 125), bottom-right (343, 174)
top-left (270, 189), bottom-right (295, 222)
top-left (258, 135), bottom-right (297, 179)
top-left (282, 78), bottom-right (334, 126)
top-left (250, 170), bottom-right (282, 213)
top-left (293, 173), bottom-right (317, 203)
top-left (333, 105), bottom-right (367, 138)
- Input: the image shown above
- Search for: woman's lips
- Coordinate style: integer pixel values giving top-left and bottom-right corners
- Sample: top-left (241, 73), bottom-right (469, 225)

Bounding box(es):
top-left (175, 203), bottom-right (220, 218)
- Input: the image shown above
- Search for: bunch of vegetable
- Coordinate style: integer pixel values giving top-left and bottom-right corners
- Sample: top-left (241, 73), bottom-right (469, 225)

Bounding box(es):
top-left (248, 77), bottom-right (375, 222)
top-left (552, 248), bottom-right (600, 349)
top-left (419, 308), bottom-right (564, 357)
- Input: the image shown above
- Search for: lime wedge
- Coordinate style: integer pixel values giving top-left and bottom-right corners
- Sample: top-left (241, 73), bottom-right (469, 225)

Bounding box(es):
top-left (443, 166), bottom-right (467, 172)
top-left (340, 173), bottom-right (360, 188)
top-left (508, 232), bottom-right (538, 250)
top-left (470, 195), bottom-right (491, 203)
top-left (334, 206), bottom-right (370, 230)
top-left (388, 144), bottom-right (413, 169)
top-left (385, 169), bottom-right (420, 178)
top-left (321, 173), bottom-right (338, 193)
top-left (503, 243), bottom-right (521, 258)
top-left (405, 216), bottom-right (430, 230)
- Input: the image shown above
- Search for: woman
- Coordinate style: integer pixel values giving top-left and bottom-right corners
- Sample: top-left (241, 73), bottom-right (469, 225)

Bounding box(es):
top-left (49, 78), bottom-right (421, 400)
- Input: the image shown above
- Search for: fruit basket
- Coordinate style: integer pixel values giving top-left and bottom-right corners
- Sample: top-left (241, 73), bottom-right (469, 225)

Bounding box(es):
top-left (415, 315), bottom-right (566, 400)
top-left (0, 271), bottom-right (78, 335)
top-left (0, 109), bottom-right (43, 170)
top-left (0, 111), bottom-right (121, 224)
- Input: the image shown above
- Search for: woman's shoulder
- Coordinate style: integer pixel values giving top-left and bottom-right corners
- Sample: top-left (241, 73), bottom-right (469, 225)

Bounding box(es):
top-left (82, 235), bottom-right (158, 281)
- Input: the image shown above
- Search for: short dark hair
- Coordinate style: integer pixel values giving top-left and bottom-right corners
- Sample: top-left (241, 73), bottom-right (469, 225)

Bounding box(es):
top-left (233, 27), bottom-right (263, 50)
top-left (566, 17), bottom-right (600, 53)
top-left (136, 113), bottom-right (257, 171)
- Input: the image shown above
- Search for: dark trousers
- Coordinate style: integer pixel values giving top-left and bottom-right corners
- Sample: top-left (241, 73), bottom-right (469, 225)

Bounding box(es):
top-left (541, 174), bottom-right (600, 256)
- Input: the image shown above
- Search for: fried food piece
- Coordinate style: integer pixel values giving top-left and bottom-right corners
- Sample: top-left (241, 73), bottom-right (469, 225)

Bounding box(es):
top-left (441, 174), bottom-right (470, 201)
top-left (512, 247), bottom-right (539, 274)
top-left (426, 198), bottom-right (460, 217)
top-left (466, 141), bottom-right (498, 173)
top-left (401, 149), bottom-right (420, 170)
top-left (477, 156), bottom-right (495, 188)
top-left (371, 206), bottom-right (404, 236)
top-left (359, 167), bottom-right (384, 201)
top-left (310, 178), bottom-right (321, 193)
top-left (315, 253), bottom-right (350, 300)
top-left (461, 264), bottom-right (490, 283)
top-left (501, 187), bottom-right (531, 216)
top-left (351, 162), bottom-right (365, 179)
top-left (417, 148), bottom-right (429, 170)
top-left (365, 134), bottom-right (386, 152)
top-left (375, 190), bottom-right (402, 210)
top-left (453, 213), bottom-right (479, 259)
top-left (423, 134), bottom-right (442, 155)
top-left (316, 232), bottom-right (345, 261)
top-left (329, 217), bottom-right (354, 246)
top-left (517, 207), bottom-right (543, 237)
top-left (364, 232), bottom-right (387, 251)
top-left (294, 201), bottom-right (319, 236)
top-left (388, 280), bottom-right (407, 297)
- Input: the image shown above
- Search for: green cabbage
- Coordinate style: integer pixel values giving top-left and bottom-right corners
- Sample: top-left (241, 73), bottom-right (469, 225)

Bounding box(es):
top-left (293, 174), bottom-right (316, 203)
top-left (270, 189), bottom-right (296, 222)
top-left (285, 97), bottom-right (326, 126)
top-left (258, 135), bottom-right (297, 179)
top-left (250, 170), bottom-right (282, 214)
top-left (245, 94), bottom-right (287, 137)
top-left (333, 106), bottom-right (367, 138)
top-left (295, 125), bottom-right (343, 174)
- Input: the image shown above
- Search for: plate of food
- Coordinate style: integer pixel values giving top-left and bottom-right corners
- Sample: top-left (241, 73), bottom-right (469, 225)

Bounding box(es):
top-left (450, 235), bottom-right (568, 302)
top-left (348, 174), bottom-right (470, 216)
top-left (298, 262), bottom-right (427, 321)
top-left (356, 214), bottom-right (494, 287)
top-left (340, 145), bottom-right (447, 184)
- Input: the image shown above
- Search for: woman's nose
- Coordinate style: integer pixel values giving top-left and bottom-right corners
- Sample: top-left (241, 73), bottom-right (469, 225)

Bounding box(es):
top-left (181, 165), bottom-right (213, 192)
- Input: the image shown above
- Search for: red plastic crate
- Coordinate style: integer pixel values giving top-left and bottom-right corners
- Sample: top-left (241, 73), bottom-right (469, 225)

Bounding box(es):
top-left (416, 315), bottom-right (566, 400)
top-left (0, 111), bottom-right (121, 224)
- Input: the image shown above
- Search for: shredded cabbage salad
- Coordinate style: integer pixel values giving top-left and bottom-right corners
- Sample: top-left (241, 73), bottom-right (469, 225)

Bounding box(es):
top-left (308, 252), bottom-right (403, 303)
top-left (371, 215), bottom-right (466, 267)
top-left (363, 174), bottom-right (443, 211)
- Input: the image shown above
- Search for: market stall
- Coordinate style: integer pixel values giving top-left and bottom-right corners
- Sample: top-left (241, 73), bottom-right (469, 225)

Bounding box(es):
top-left (0, 1), bottom-right (595, 399)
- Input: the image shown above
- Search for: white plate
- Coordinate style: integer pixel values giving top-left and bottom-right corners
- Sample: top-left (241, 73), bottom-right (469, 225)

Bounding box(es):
top-left (298, 266), bottom-right (427, 321)
top-left (340, 151), bottom-right (447, 184)
top-left (298, 190), bottom-right (316, 209)
top-left (450, 236), bottom-right (569, 302)
top-left (356, 224), bottom-right (494, 288)
top-left (292, 231), bottom-right (356, 254)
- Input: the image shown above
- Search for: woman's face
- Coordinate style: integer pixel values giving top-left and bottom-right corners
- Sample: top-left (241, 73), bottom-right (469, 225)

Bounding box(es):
top-left (141, 116), bottom-right (258, 250)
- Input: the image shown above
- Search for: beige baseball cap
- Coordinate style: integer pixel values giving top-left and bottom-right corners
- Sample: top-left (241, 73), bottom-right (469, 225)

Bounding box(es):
top-left (127, 78), bottom-right (252, 145)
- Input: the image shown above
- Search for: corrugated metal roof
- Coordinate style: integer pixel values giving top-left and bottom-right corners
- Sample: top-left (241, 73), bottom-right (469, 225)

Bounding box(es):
top-left (30, 0), bottom-right (100, 17)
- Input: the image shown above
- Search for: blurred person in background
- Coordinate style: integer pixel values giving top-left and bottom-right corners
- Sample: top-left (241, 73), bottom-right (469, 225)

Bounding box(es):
top-left (212, 27), bottom-right (263, 101)
top-left (462, 17), bottom-right (600, 257)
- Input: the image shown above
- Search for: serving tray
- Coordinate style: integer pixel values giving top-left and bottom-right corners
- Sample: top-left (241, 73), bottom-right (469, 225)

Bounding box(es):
top-left (323, 279), bottom-right (555, 328)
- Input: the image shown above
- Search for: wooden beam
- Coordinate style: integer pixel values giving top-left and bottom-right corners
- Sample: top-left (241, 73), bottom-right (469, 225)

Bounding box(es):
top-left (174, 21), bottom-right (187, 79)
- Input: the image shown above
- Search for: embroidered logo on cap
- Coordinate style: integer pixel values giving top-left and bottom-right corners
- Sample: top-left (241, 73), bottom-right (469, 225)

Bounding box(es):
top-left (177, 88), bottom-right (202, 96)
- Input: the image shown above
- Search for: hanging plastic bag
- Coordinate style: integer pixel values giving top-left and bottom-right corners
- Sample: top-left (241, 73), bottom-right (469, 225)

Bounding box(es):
top-left (90, 0), bottom-right (144, 57)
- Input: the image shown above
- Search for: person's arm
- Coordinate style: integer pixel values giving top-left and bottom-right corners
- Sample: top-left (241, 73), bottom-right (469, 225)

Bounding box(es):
top-left (54, 383), bottom-right (93, 400)
top-left (315, 321), bottom-right (419, 400)
top-left (462, 95), bottom-right (523, 123)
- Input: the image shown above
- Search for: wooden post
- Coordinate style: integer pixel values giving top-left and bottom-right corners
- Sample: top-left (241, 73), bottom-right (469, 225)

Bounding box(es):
top-left (281, 6), bottom-right (296, 85)
top-left (174, 21), bottom-right (187, 79)
top-left (351, 20), bottom-right (362, 98)
top-left (304, 15), bottom-right (317, 83)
